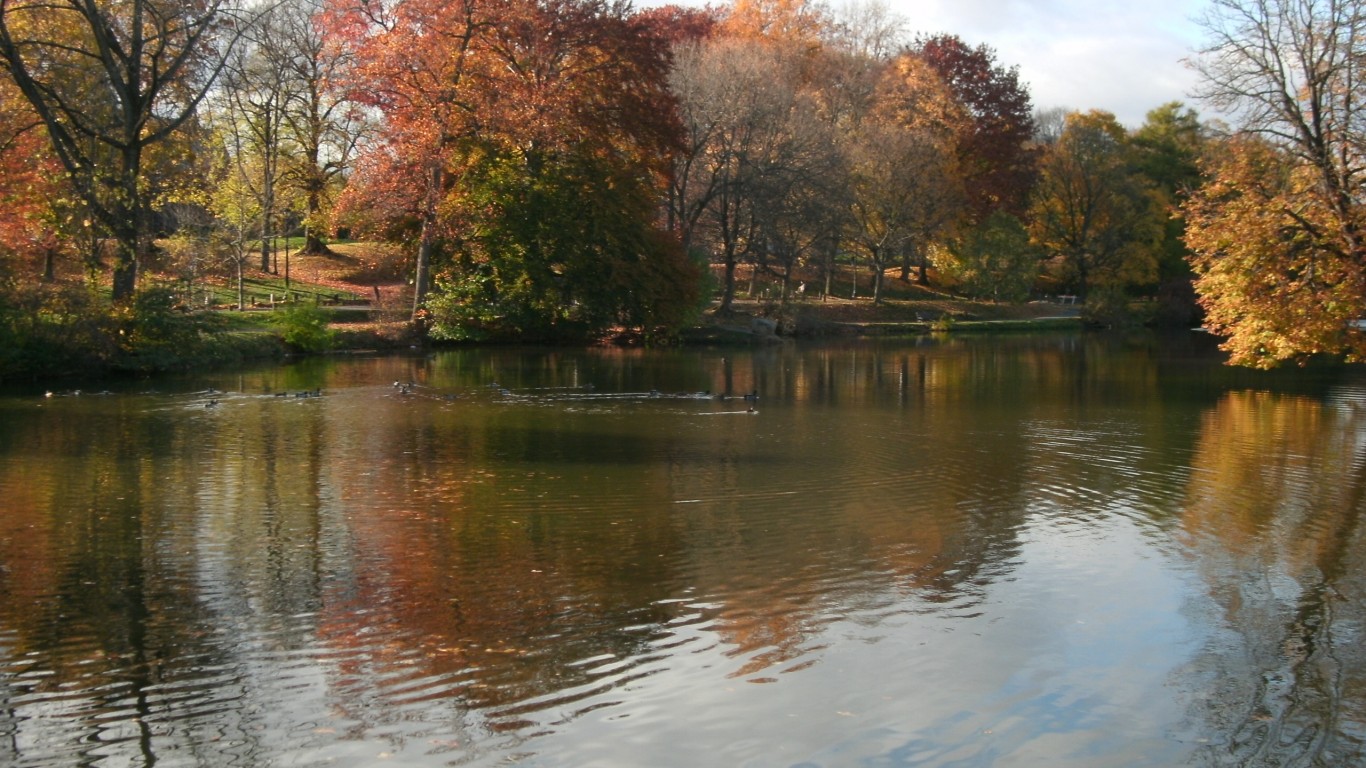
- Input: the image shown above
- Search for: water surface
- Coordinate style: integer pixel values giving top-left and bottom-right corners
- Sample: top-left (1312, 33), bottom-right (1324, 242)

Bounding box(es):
top-left (2, 333), bottom-right (1365, 766)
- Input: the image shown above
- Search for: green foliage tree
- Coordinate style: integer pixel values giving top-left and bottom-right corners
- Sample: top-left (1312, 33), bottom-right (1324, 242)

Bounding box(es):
top-left (1130, 102), bottom-right (1205, 325)
top-left (272, 302), bottom-right (335, 352)
top-left (428, 147), bottom-right (702, 342)
top-left (947, 211), bottom-right (1038, 303)
top-left (1029, 110), bottom-right (1162, 303)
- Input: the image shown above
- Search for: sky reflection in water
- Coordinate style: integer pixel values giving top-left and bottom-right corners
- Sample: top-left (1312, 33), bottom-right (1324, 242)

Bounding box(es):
top-left (1, 334), bottom-right (1364, 767)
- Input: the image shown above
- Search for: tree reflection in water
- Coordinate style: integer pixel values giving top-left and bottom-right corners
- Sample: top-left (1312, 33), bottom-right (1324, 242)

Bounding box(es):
top-left (1183, 389), bottom-right (1366, 766)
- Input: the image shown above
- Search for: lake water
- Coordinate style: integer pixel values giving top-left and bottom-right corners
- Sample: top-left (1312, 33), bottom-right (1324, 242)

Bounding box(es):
top-left (2, 332), bottom-right (1365, 767)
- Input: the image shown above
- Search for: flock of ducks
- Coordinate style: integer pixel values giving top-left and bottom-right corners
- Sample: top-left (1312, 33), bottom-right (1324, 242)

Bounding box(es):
top-left (41, 381), bottom-right (761, 413)
top-left (399, 380), bottom-right (760, 412)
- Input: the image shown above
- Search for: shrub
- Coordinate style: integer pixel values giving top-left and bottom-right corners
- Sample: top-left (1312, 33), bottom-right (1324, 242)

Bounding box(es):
top-left (272, 302), bottom-right (336, 352)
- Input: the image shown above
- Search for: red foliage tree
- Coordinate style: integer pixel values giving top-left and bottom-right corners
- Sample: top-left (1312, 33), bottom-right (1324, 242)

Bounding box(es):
top-left (326, 0), bottom-right (692, 333)
top-left (634, 3), bottom-right (721, 45)
top-left (0, 85), bottom-right (75, 282)
top-left (913, 34), bottom-right (1037, 221)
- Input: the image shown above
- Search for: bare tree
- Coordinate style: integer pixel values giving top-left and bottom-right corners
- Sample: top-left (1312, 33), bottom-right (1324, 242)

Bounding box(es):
top-left (275, 0), bottom-right (367, 256)
top-left (670, 38), bottom-right (802, 314)
top-left (0, 0), bottom-right (264, 300)
top-left (825, 0), bottom-right (907, 60)
top-left (220, 23), bottom-right (292, 274)
top-left (1192, 0), bottom-right (1366, 261)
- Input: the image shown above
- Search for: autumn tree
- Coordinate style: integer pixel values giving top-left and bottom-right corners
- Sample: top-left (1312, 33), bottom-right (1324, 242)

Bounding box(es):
top-left (333, 0), bottom-right (696, 338)
top-left (912, 34), bottom-right (1036, 221)
top-left (1130, 102), bottom-right (1205, 324)
top-left (219, 22), bottom-right (293, 273)
top-left (872, 53), bottom-right (965, 286)
top-left (824, 0), bottom-right (906, 61)
top-left (274, 0), bottom-right (365, 256)
top-left (1185, 0), bottom-right (1366, 366)
top-left (669, 37), bottom-right (804, 314)
top-left (1186, 137), bottom-right (1366, 366)
top-left (326, 0), bottom-right (504, 316)
top-left (1029, 110), bottom-right (1162, 304)
top-left (207, 142), bottom-right (261, 310)
top-left (0, 0), bottom-right (262, 301)
top-left (0, 80), bottom-right (78, 283)
top-left (838, 52), bottom-right (963, 301)
top-left (722, 0), bottom-right (827, 47)
top-left (749, 89), bottom-right (847, 308)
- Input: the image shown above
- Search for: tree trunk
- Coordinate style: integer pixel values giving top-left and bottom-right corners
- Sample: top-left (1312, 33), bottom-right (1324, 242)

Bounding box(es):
top-left (411, 166), bottom-right (441, 320)
top-left (301, 187), bottom-right (335, 255)
top-left (912, 242), bottom-right (930, 286)
top-left (304, 231), bottom-right (332, 255)
top-left (823, 242), bottom-right (833, 300)
top-left (110, 229), bottom-right (140, 302)
top-left (719, 253), bottom-right (738, 315)
top-left (259, 196), bottom-right (272, 272)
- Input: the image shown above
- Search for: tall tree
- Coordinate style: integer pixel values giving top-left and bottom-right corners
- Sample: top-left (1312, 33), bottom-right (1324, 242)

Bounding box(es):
top-left (913, 34), bottom-right (1036, 221)
top-left (1186, 0), bottom-right (1366, 366)
top-left (1185, 137), bottom-right (1365, 366)
top-left (332, 0), bottom-right (692, 336)
top-left (842, 52), bottom-right (964, 300)
top-left (326, 0), bottom-right (501, 317)
top-left (220, 23), bottom-right (292, 273)
top-left (276, 0), bottom-right (365, 256)
top-left (1130, 102), bottom-right (1205, 324)
top-left (0, 0), bottom-right (260, 301)
top-left (870, 52), bottom-right (965, 286)
top-left (1029, 110), bottom-right (1162, 300)
top-left (669, 37), bottom-right (801, 314)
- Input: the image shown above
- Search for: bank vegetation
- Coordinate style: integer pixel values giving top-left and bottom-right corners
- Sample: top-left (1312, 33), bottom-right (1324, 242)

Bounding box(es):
top-left (0, 0), bottom-right (1358, 378)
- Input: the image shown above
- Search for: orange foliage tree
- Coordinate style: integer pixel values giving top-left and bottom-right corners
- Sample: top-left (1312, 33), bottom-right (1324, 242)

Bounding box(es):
top-left (327, 0), bottom-right (698, 339)
top-left (1186, 0), bottom-right (1366, 366)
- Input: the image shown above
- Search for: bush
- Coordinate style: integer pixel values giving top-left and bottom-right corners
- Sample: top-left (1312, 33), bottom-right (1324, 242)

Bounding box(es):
top-left (1081, 287), bottom-right (1137, 328)
top-left (272, 302), bottom-right (336, 352)
top-left (108, 289), bottom-right (231, 371)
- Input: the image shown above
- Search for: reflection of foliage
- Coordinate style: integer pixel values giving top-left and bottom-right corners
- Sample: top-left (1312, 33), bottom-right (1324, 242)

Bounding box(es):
top-left (1183, 390), bottom-right (1366, 765)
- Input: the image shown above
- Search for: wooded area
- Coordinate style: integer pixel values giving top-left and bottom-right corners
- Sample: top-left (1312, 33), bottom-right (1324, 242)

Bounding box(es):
top-left (0, 0), bottom-right (1360, 374)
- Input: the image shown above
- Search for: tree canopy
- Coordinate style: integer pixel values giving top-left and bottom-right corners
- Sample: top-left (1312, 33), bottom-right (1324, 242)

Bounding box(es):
top-left (1, 0), bottom-right (1360, 368)
top-left (1185, 0), bottom-right (1366, 366)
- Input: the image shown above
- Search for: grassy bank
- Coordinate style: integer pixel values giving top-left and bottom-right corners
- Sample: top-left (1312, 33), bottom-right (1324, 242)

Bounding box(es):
top-left (1, 245), bottom-right (1095, 381)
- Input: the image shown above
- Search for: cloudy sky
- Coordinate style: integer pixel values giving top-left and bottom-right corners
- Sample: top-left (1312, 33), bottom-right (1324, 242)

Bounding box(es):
top-left (896, 0), bottom-right (1212, 126)
top-left (641, 0), bottom-right (1215, 127)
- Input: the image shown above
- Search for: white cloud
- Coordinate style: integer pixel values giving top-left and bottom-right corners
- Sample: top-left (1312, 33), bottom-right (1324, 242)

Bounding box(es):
top-left (889, 0), bottom-right (1212, 126)
top-left (636, 0), bottom-right (1215, 127)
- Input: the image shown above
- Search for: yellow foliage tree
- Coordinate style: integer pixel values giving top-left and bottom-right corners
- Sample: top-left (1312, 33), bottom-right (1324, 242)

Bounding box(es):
top-left (1184, 137), bottom-right (1366, 367)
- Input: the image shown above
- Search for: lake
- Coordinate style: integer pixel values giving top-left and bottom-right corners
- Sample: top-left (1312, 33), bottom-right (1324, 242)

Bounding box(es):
top-left (2, 331), bottom-right (1364, 767)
